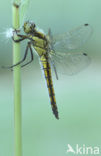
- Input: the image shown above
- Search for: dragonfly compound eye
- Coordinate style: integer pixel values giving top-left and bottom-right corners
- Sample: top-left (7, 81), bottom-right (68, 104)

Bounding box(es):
top-left (23, 21), bottom-right (36, 34)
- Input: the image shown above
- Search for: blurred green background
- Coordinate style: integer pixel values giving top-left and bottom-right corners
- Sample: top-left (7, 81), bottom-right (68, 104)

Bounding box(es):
top-left (0, 0), bottom-right (101, 156)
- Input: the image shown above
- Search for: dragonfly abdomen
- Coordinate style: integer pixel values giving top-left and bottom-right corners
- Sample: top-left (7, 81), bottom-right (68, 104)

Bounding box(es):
top-left (40, 55), bottom-right (59, 119)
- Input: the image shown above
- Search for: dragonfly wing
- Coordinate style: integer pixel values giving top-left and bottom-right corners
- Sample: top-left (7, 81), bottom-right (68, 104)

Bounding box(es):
top-left (49, 57), bottom-right (59, 80)
top-left (50, 51), bottom-right (90, 75)
top-left (52, 24), bottom-right (92, 52)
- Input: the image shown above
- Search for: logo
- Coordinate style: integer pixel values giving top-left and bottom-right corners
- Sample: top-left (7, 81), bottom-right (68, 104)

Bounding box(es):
top-left (66, 144), bottom-right (100, 155)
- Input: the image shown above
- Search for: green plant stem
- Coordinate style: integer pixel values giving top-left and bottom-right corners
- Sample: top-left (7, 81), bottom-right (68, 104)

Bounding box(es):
top-left (12, 1), bottom-right (22, 156)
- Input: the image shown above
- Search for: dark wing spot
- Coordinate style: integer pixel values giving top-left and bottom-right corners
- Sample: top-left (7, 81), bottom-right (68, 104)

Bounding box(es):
top-left (83, 53), bottom-right (87, 56)
top-left (84, 23), bottom-right (89, 26)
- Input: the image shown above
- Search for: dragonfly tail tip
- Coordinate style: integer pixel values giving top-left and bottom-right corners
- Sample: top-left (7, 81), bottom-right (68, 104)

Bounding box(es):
top-left (54, 111), bottom-right (59, 120)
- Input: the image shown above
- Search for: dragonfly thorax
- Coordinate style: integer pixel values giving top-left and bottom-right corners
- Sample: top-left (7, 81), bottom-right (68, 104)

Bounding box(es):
top-left (31, 35), bottom-right (49, 57)
top-left (23, 21), bottom-right (50, 57)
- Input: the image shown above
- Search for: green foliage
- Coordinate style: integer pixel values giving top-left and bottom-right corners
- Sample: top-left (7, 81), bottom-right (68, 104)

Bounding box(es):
top-left (12, 0), bottom-right (30, 27)
top-left (12, 1), bottom-right (22, 156)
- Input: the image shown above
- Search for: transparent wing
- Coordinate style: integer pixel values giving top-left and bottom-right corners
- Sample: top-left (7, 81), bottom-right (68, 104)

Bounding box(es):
top-left (50, 51), bottom-right (90, 75)
top-left (48, 24), bottom-right (92, 76)
top-left (51, 24), bottom-right (92, 52)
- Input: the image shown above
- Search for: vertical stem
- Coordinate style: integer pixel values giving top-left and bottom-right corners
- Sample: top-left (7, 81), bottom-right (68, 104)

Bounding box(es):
top-left (12, 1), bottom-right (22, 156)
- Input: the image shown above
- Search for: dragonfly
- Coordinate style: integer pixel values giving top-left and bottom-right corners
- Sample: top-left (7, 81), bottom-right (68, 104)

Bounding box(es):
top-left (3, 21), bottom-right (92, 119)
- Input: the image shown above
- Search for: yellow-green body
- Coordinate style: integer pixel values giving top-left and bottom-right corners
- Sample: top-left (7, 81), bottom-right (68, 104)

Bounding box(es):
top-left (11, 21), bottom-right (92, 119)
top-left (28, 30), bottom-right (59, 119)
top-left (29, 32), bottom-right (47, 56)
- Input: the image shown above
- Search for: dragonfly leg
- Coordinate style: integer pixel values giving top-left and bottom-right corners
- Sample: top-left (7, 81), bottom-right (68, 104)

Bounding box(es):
top-left (12, 34), bottom-right (28, 43)
top-left (21, 43), bottom-right (34, 68)
top-left (2, 42), bottom-right (30, 69)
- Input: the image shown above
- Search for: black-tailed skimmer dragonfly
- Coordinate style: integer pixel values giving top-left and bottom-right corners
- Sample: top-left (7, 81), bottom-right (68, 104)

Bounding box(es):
top-left (3, 21), bottom-right (92, 119)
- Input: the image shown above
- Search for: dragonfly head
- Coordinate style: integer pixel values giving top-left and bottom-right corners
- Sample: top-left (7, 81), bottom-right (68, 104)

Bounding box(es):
top-left (23, 21), bottom-right (36, 34)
